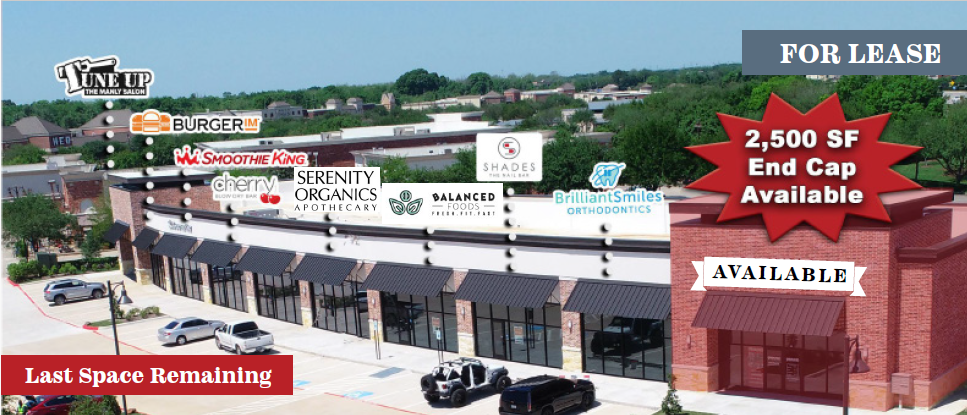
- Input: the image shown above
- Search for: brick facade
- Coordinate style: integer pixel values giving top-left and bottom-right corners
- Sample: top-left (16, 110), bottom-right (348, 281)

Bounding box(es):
top-left (670, 193), bottom-right (967, 411)
top-left (62, 177), bottom-right (103, 214)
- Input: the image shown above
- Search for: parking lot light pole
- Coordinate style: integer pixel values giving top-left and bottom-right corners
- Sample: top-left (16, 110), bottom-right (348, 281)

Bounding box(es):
top-left (108, 280), bottom-right (133, 414)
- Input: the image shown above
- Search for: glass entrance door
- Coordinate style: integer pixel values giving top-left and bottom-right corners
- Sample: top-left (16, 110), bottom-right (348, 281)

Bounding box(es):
top-left (727, 331), bottom-right (844, 399)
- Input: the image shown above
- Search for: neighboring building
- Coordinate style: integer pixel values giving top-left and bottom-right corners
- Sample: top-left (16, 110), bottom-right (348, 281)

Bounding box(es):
top-left (2, 125), bottom-right (28, 149)
top-left (1, 153), bottom-right (104, 216)
top-left (806, 75), bottom-right (842, 82)
top-left (504, 88), bottom-right (521, 103)
top-left (195, 112), bottom-right (511, 167)
top-left (11, 116), bottom-right (73, 152)
top-left (264, 101), bottom-right (305, 120)
top-left (381, 93), bottom-right (397, 111)
top-left (351, 142), bottom-right (475, 170)
top-left (558, 82), bottom-right (576, 95)
top-left (520, 89), bottom-right (560, 102)
top-left (669, 191), bottom-right (967, 411)
top-left (72, 109), bottom-right (134, 147)
top-left (574, 86), bottom-right (651, 103)
top-left (943, 90), bottom-right (967, 105)
top-left (481, 91), bottom-right (503, 105)
top-left (306, 98), bottom-right (374, 118)
top-left (402, 95), bottom-right (483, 110)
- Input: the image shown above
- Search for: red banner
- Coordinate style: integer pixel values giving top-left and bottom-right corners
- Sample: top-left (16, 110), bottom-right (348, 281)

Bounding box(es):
top-left (1, 355), bottom-right (293, 395)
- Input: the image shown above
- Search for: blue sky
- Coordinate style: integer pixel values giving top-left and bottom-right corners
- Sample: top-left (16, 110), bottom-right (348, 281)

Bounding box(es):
top-left (3, 2), bottom-right (963, 104)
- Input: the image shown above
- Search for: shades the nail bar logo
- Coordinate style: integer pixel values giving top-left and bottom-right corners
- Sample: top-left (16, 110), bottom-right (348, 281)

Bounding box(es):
top-left (477, 133), bottom-right (543, 182)
top-left (55, 55), bottom-right (153, 99)
top-left (132, 110), bottom-right (260, 135)
top-left (389, 190), bottom-right (423, 215)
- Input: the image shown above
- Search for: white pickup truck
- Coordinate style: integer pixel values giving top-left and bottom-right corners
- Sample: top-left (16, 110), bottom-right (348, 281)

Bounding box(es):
top-left (214, 321), bottom-right (274, 355)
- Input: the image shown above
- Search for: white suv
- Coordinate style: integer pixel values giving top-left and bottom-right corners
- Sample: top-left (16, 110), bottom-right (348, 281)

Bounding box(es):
top-left (420, 357), bottom-right (511, 407)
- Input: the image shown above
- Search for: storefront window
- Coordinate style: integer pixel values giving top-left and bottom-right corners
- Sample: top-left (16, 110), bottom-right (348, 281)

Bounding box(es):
top-left (581, 314), bottom-right (671, 381)
top-left (254, 272), bottom-right (302, 325)
top-left (312, 280), bottom-right (368, 338)
top-left (210, 264), bottom-right (246, 312)
top-left (169, 256), bottom-right (203, 301)
top-left (150, 254), bottom-right (166, 290)
top-left (380, 292), bottom-right (456, 352)
top-left (727, 330), bottom-right (844, 399)
top-left (473, 302), bottom-right (563, 368)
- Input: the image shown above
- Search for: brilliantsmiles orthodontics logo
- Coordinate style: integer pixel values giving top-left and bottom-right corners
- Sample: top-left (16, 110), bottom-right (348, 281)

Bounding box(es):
top-left (173, 146), bottom-right (308, 168)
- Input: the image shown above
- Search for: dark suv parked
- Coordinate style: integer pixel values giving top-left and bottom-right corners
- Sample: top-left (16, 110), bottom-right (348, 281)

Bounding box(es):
top-left (499, 375), bottom-right (595, 415)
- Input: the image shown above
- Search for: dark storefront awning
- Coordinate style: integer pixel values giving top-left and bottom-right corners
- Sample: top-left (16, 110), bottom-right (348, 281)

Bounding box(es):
top-left (455, 271), bottom-right (558, 309)
top-left (291, 254), bottom-right (357, 286)
top-left (235, 247), bottom-right (295, 276)
top-left (150, 234), bottom-right (197, 259)
top-left (131, 228), bottom-right (160, 250)
top-left (563, 280), bottom-right (670, 320)
top-left (102, 221), bottom-right (130, 243)
top-left (190, 240), bottom-right (242, 267)
top-left (361, 264), bottom-right (452, 297)
top-left (692, 291), bottom-right (844, 337)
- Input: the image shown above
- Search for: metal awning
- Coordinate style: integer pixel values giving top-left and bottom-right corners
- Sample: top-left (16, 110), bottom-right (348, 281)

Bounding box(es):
top-left (102, 220), bottom-right (130, 243)
top-left (361, 263), bottom-right (452, 297)
top-left (150, 234), bottom-right (197, 259)
top-left (235, 247), bottom-right (295, 276)
top-left (455, 271), bottom-right (558, 309)
top-left (692, 291), bottom-right (844, 337)
top-left (190, 240), bottom-right (242, 267)
top-left (563, 280), bottom-right (670, 320)
top-left (291, 254), bottom-right (357, 286)
top-left (131, 228), bottom-right (160, 250)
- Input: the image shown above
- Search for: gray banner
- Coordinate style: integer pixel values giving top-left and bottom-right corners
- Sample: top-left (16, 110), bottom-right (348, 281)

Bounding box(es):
top-left (743, 30), bottom-right (967, 75)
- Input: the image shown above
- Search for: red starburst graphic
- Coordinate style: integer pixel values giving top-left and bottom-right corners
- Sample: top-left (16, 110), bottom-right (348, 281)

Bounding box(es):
top-left (686, 93), bottom-right (922, 242)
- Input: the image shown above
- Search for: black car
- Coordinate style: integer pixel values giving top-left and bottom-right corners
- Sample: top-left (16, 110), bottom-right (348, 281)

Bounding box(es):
top-left (499, 375), bottom-right (595, 415)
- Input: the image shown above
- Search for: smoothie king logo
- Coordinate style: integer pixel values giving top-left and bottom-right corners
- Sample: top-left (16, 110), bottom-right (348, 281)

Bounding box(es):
top-left (131, 110), bottom-right (261, 135)
top-left (173, 146), bottom-right (308, 168)
top-left (55, 55), bottom-right (153, 98)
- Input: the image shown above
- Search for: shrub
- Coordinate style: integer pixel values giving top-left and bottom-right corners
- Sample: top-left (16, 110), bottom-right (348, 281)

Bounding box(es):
top-left (50, 265), bottom-right (60, 275)
top-left (7, 260), bottom-right (44, 282)
top-left (70, 394), bottom-right (121, 415)
top-left (125, 308), bottom-right (141, 320)
top-left (140, 308), bottom-right (152, 319)
top-left (661, 374), bottom-right (684, 415)
top-left (145, 306), bottom-right (160, 315)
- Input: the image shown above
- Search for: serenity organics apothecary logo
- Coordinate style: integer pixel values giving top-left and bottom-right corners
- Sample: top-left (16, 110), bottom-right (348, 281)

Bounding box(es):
top-left (381, 183), bottom-right (503, 226)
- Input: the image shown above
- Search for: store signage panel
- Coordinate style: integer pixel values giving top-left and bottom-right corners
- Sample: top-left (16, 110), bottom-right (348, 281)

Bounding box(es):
top-left (381, 182), bottom-right (503, 227)
top-left (691, 257), bottom-right (866, 296)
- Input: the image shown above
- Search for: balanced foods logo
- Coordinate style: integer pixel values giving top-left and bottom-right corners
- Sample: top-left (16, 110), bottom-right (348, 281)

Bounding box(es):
top-left (389, 190), bottom-right (423, 215)
top-left (382, 183), bottom-right (503, 226)
top-left (131, 110), bottom-right (260, 135)
top-left (477, 133), bottom-right (543, 182)
top-left (55, 55), bottom-right (153, 99)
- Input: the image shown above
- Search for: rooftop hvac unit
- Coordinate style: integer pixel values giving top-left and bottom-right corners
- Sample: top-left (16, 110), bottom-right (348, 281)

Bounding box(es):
top-left (444, 149), bottom-right (453, 154)
top-left (259, 140), bottom-right (274, 146)
top-left (244, 209), bottom-right (281, 218)
top-left (416, 128), bottom-right (430, 134)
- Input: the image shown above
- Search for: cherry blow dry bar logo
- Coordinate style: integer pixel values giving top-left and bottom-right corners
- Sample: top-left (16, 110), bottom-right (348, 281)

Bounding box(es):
top-left (131, 109), bottom-right (261, 135)
top-left (212, 173), bottom-right (281, 205)
top-left (174, 146), bottom-right (308, 168)
top-left (55, 55), bottom-right (153, 99)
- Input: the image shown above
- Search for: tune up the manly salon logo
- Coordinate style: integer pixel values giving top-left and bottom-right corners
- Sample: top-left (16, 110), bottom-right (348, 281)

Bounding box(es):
top-left (382, 183), bottom-right (503, 226)
top-left (55, 55), bottom-right (154, 99)
top-left (477, 133), bottom-right (543, 182)
top-left (294, 167), bottom-right (381, 213)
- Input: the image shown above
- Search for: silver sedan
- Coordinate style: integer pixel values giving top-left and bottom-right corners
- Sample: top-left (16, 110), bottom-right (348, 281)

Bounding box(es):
top-left (158, 317), bottom-right (225, 345)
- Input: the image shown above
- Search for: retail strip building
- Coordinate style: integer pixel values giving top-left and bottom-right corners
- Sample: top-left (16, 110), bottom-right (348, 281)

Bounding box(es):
top-left (106, 171), bottom-right (967, 411)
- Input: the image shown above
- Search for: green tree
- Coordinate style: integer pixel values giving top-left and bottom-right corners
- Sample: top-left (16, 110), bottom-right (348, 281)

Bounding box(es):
top-left (537, 132), bottom-right (603, 193)
top-left (70, 395), bottom-right (121, 415)
top-left (466, 72), bottom-right (494, 95)
top-left (81, 191), bottom-right (113, 261)
top-left (1, 144), bottom-right (47, 165)
top-left (1, 194), bottom-right (77, 260)
top-left (614, 117), bottom-right (693, 189)
top-left (660, 374), bottom-right (684, 415)
top-left (921, 102), bottom-right (967, 187)
top-left (395, 69), bottom-right (446, 96)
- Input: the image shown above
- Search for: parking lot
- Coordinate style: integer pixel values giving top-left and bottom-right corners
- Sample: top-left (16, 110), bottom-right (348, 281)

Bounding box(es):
top-left (4, 271), bottom-right (652, 415)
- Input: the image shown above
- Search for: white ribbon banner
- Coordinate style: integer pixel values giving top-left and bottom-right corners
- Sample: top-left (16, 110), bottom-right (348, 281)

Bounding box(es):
top-left (691, 257), bottom-right (865, 297)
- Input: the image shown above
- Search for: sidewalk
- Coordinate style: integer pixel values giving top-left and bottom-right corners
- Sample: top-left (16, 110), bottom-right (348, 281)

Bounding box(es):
top-left (16, 271), bottom-right (967, 415)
